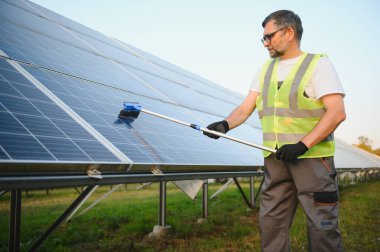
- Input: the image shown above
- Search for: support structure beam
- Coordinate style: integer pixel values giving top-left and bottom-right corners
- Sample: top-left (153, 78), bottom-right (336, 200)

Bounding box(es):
top-left (249, 177), bottom-right (255, 207)
top-left (210, 178), bottom-right (234, 200)
top-left (202, 180), bottom-right (208, 219)
top-left (29, 185), bottom-right (96, 251)
top-left (159, 181), bottom-right (166, 227)
top-left (65, 185), bottom-right (99, 223)
top-left (149, 181), bottom-right (172, 238)
top-left (0, 190), bottom-right (8, 198)
top-left (0, 171), bottom-right (262, 191)
top-left (9, 190), bottom-right (21, 252)
top-left (233, 178), bottom-right (254, 209)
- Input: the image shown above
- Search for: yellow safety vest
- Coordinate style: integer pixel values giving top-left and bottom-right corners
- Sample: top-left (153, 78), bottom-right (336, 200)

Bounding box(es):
top-left (256, 53), bottom-right (335, 158)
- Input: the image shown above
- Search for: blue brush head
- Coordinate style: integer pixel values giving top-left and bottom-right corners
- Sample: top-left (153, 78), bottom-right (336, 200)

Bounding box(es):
top-left (119, 102), bottom-right (142, 119)
top-left (123, 102), bottom-right (142, 112)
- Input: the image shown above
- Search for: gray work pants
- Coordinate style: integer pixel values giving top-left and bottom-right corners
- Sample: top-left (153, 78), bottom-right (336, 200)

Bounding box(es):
top-left (259, 154), bottom-right (344, 252)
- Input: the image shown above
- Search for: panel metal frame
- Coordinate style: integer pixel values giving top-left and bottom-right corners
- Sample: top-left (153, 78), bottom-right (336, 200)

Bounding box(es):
top-left (3, 170), bottom-right (262, 251)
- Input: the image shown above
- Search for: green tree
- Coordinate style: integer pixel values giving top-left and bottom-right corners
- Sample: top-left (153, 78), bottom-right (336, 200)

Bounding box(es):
top-left (354, 136), bottom-right (373, 152)
top-left (354, 136), bottom-right (372, 152)
top-left (373, 148), bottom-right (380, 156)
top-left (354, 136), bottom-right (380, 156)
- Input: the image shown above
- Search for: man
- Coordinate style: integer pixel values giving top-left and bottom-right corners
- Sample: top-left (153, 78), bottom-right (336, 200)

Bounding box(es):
top-left (204, 10), bottom-right (345, 252)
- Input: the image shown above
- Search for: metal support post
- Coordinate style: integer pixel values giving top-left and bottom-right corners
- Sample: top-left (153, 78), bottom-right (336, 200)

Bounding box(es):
top-left (249, 177), bottom-right (255, 207)
top-left (202, 180), bottom-right (208, 219)
top-left (149, 181), bottom-right (172, 238)
top-left (9, 189), bottom-right (22, 252)
top-left (159, 181), bottom-right (166, 227)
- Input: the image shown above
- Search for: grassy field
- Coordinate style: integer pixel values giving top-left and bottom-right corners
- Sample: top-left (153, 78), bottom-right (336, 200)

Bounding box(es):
top-left (0, 179), bottom-right (379, 251)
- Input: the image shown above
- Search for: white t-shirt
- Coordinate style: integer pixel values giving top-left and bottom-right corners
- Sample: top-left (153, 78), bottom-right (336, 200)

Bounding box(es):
top-left (249, 55), bottom-right (345, 99)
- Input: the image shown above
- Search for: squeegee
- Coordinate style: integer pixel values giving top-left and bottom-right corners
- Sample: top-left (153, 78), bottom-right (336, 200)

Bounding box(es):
top-left (118, 102), bottom-right (276, 153)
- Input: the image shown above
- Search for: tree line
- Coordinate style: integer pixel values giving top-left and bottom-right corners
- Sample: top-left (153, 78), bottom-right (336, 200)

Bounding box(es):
top-left (354, 136), bottom-right (380, 156)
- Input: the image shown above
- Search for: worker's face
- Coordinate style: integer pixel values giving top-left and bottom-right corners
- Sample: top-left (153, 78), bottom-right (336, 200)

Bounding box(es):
top-left (262, 20), bottom-right (288, 58)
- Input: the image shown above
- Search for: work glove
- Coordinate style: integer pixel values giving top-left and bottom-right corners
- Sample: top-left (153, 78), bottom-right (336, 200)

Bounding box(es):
top-left (203, 120), bottom-right (229, 139)
top-left (276, 141), bottom-right (308, 162)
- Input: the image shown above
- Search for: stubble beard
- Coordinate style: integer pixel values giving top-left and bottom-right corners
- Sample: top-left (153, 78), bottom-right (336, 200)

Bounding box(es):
top-left (269, 49), bottom-right (285, 58)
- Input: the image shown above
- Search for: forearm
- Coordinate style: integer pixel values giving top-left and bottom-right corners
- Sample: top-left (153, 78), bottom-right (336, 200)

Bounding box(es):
top-left (224, 91), bottom-right (259, 130)
top-left (301, 113), bottom-right (345, 148)
top-left (225, 106), bottom-right (253, 129)
top-left (301, 94), bottom-right (346, 148)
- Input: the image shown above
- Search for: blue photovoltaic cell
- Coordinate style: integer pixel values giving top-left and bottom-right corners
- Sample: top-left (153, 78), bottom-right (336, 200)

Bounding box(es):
top-left (0, 57), bottom-right (120, 162)
top-left (0, 111), bottom-right (29, 135)
top-left (0, 0), bottom-right (265, 168)
top-left (0, 133), bottom-right (55, 160)
top-left (38, 136), bottom-right (90, 161)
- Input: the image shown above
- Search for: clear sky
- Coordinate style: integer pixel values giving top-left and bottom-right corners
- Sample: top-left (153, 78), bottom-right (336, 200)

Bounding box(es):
top-left (31, 0), bottom-right (380, 148)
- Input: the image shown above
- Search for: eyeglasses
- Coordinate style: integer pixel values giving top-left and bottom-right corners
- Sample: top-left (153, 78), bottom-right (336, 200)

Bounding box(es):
top-left (261, 27), bottom-right (287, 44)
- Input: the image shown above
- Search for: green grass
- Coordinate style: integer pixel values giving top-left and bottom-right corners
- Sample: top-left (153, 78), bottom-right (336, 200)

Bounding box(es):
top-left (1, 180), bottom-right (379, 251)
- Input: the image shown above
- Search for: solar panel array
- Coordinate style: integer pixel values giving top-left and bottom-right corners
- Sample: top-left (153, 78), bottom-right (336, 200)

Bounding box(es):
top-left (0, 58), bottom-right (120, 163)
top-left (0, 0), bottom-right (264, 173)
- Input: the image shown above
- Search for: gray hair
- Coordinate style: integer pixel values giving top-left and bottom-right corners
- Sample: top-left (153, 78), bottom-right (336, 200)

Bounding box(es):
top-left (262, 10), bottom-right (303, 42)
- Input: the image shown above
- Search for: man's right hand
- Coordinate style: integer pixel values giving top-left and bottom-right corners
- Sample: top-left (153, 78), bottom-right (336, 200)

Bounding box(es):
top-left (203, 120), bottom-right (229, 139)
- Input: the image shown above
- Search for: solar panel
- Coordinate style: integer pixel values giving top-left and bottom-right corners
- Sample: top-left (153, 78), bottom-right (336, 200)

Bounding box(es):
top-left (335, 139), bottom-right (380, 168)
top-left (0, 56), bottom-right (120, 164)
top-left (22, 63), bottom-right (263, 166)
top-left (0, 0), bottom-right (264, 173)
top-left (123, 44), bottom-right (262, 129)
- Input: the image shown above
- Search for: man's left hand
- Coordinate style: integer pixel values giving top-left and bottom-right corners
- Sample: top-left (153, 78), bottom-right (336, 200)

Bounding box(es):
top-left (276, 141), bottom-right (308, 162)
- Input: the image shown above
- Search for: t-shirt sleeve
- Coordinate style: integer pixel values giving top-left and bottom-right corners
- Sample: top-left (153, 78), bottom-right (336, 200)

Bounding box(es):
top-left (249, 65), bottom-right (263, 93)
top-left (312, 57), bottom-right (345, 100)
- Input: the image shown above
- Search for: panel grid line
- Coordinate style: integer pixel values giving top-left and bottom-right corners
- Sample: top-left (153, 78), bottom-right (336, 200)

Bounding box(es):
top-left (0, 73), bottom-right (95, 161)
top-left (1, 50), bottom-right (132, 164)
top-left (22, 2), bottom-right (178, 105)
top-left (0, 144), bottom-right (12, 159)
top-left (0, 1), bottom-right (265, 168)
top-left (0, 53), bottom-right (239, 121)
top-left (0, 101), bottom-right (58, 160)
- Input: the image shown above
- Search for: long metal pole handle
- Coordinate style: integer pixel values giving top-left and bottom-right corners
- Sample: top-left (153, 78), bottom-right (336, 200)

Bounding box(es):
top-left (141, 108), bottom-right (276, 154)
top-left (200, 127), bottom-right (276, 153)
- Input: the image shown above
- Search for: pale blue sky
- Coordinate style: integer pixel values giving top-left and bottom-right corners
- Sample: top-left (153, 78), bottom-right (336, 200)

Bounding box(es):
top-left (31, 0), bottom-right (380, 148)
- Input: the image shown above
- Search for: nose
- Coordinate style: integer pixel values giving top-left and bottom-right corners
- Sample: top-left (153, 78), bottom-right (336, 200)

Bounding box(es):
top-left (263, 40), bottom-right (270, 47)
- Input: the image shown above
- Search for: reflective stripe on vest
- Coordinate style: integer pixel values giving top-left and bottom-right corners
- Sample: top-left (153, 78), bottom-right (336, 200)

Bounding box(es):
top-left (256, 53), bottom-right (335, 158)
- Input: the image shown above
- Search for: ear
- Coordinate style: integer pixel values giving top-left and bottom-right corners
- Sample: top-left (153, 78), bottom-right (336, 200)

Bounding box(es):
top-left (287, 27), bottom-right (296, 42)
